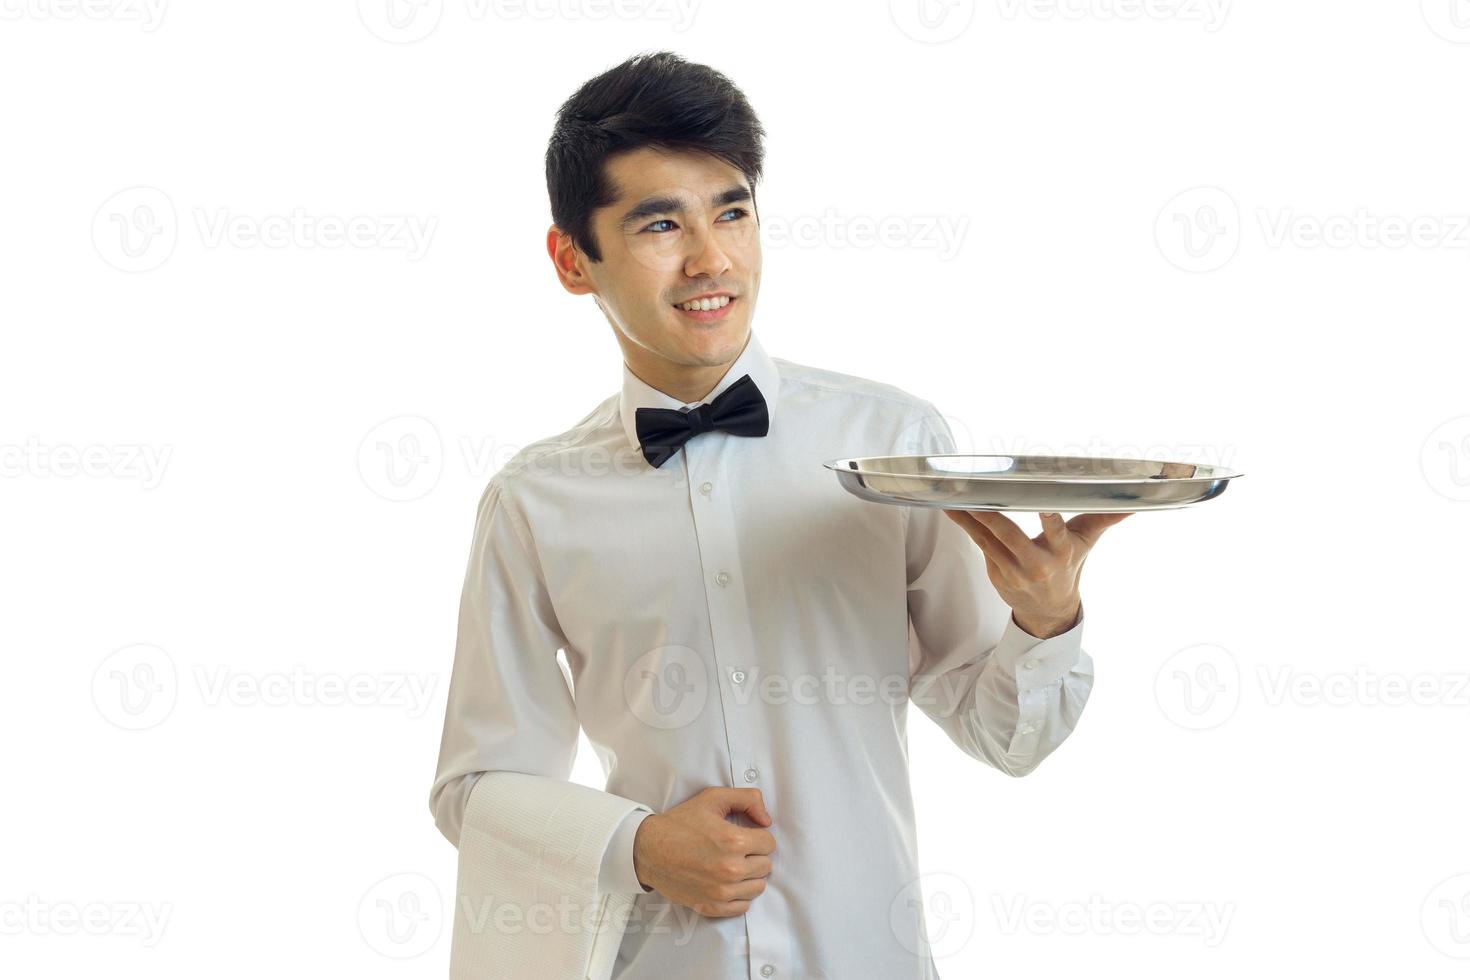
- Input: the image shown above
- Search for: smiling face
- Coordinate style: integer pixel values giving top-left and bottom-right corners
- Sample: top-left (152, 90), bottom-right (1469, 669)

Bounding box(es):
top-left (548, 145), bottom-right (762, 404)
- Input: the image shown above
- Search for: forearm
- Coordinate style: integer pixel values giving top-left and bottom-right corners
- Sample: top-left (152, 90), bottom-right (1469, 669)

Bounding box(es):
top-left (912, 601), bottom-right (1092, 776)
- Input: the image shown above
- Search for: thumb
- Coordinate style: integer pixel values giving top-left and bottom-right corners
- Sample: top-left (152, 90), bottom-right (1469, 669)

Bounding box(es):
top-left (1038, 511), bottom-right (1067, 545)
top-left (1066, 511), bottom-right (1133, 547)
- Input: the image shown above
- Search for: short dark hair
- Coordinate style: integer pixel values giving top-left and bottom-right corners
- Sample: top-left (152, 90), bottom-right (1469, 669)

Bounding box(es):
top-left (546, 50), bottom-right (766, 263)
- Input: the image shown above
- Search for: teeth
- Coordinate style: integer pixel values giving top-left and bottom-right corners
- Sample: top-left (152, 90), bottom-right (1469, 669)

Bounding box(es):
top-left (679, 296), bottom-right (731, 312)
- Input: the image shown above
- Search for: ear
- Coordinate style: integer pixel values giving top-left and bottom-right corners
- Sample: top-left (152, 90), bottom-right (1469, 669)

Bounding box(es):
top-left (546, 225), bottom-right (596, 296)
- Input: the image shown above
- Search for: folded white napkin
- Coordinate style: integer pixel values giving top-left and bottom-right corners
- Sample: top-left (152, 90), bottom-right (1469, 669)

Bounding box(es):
top-left (450, 771), bottom-right (651, 980)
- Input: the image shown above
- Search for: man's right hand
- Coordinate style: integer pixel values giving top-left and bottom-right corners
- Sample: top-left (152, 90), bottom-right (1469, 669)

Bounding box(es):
top-left (631, 786), bottom-right (777, 918)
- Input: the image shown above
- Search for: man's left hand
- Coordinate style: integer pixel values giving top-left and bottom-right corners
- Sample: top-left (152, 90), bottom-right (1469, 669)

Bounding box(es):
top-left (943, 509), bottom-right (1133, 638)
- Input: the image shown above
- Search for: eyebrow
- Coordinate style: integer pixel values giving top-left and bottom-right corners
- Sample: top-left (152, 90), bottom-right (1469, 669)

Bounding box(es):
top-left (618, 185), bottom-right (752, 231)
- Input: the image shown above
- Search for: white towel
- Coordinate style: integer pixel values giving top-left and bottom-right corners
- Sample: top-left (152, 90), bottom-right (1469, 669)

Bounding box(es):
top-left (450, 771), bottom-right (651, 980)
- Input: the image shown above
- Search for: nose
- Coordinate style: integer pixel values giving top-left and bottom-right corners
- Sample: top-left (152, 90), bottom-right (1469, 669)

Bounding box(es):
top-left (684, 222), bottom-right (732, 280)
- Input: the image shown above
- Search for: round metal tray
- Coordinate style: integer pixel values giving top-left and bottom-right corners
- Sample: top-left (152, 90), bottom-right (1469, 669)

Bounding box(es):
top-left (823, 453), bottom-right (1242, 513)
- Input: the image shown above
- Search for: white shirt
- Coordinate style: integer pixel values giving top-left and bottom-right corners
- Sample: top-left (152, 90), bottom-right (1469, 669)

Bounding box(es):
top-left (430, 328), bottom-right (1092, 980)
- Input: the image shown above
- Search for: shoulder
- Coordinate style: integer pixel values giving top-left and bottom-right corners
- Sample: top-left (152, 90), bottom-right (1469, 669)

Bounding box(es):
top-left (478, 390), bottom-right (623, 507)
top-left (772, 355), bottom-right (938, 419)
top-left (773, 355), bottom-right (958, 460)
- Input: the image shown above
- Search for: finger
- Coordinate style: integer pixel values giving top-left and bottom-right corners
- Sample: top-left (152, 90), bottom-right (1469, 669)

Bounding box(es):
top-left (699, 899), bottom-right (752, 918)
top-left (965, 509), bottom-right (1036, 557)
top-left (1038, 511), bottom-right (1068, 546)
top-left (722, 876), bottom-right (769, 902)
top-left (946, 514), bottom-right (1017, 567)
top-left (742, 854), bottom-right (773, 879)
top-left (944, 510), bottom-right (1021, 568)
top-left (1065, 511), bottom-right (1134, 547)
top-left (741, 789), bottom-right (772, 826)
top-left (715, 787), bottom-right (770, 826)
top-left (738, 827), bottom-right (778, 856)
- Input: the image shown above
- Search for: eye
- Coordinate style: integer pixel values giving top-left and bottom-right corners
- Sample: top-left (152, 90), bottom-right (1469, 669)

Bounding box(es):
top-left (640, 208), bottom-right (748, 234)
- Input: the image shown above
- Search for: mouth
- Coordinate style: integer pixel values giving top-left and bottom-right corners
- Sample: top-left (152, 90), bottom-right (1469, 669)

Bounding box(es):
top-left (673, 294), bottom-right (737, 324)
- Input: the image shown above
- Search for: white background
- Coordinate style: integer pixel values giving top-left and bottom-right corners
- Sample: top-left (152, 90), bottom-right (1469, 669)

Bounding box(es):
top-left (4, 0), bottom-right (1470, 976)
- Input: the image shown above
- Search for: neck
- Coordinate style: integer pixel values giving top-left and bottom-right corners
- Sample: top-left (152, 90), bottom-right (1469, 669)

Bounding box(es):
top-left (624, 332), bottom-right (750, 405)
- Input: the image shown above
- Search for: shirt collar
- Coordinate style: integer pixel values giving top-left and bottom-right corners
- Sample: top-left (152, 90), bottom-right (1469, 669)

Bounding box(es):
top-left (619, 328), bottom-right (781, 458)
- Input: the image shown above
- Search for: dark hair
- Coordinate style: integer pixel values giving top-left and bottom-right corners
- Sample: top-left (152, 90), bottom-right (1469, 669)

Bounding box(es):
top-left (546, 50), bottom-right (766, 263)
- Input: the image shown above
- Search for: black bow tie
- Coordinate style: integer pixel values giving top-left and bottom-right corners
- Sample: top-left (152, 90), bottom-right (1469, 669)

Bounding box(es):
top-left (634, 373), bottom-right (769, 469)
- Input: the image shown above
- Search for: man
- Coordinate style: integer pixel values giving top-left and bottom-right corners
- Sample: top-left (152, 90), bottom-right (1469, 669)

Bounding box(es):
top-left (430, 50), bottom-right (1129, 979)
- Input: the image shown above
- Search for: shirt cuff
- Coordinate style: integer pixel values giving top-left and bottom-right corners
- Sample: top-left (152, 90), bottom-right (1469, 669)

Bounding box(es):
top-left (990, 600), bottom-right (1086, 691)
top-left (598, 807), bottom-right (653, 895)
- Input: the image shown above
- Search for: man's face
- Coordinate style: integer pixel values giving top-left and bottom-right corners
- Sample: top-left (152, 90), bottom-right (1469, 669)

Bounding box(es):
top-left (559, 146), bottom-right (762, 374)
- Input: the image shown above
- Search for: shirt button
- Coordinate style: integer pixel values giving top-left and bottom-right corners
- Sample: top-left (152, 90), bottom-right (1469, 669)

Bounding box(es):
top-left (760, 967), bottom-right (775, 977)
top-left (1023, 658), bottom-right (1040, 670)
top-left (744, 768), bottom-right (758, 783)
top-left (732, 669), bottom-right (746, 684)
top-left (1018, 723), bottom-right (1036, 735)
top-left (715, 570), bottom-right (731, 587)
top-left (699, 481), bottom-right (713, 495)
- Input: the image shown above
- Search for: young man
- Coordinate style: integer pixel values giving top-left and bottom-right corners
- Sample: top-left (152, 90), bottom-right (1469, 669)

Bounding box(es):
top-left (430, 50), bottom-right (1128, 980)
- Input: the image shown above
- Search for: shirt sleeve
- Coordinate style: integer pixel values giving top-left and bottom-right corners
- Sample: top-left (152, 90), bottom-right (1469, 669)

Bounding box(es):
top-left (428, 473), bottom-right (651, 890)
top-left (599, 809), bottom-right (654, 895)
top-left (902, 402), bottom-right (1094, 777)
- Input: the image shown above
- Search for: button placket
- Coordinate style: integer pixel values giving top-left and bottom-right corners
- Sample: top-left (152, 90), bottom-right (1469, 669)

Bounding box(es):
top-left (683, 440), bottom-right (758, 791)
top-left (683, 439), bottom-right (785, 979)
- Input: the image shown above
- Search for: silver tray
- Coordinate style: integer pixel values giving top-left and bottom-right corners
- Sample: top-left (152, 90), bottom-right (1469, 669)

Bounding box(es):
top-left (823, 454), bottom-right (1242, 513)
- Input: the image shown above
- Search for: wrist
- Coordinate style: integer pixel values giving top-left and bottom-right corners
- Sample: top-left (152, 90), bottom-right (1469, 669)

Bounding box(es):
top-left (1013, 598), bottom-right (1080, 639)
top-left (632, 813), bottom-right (659, 890)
